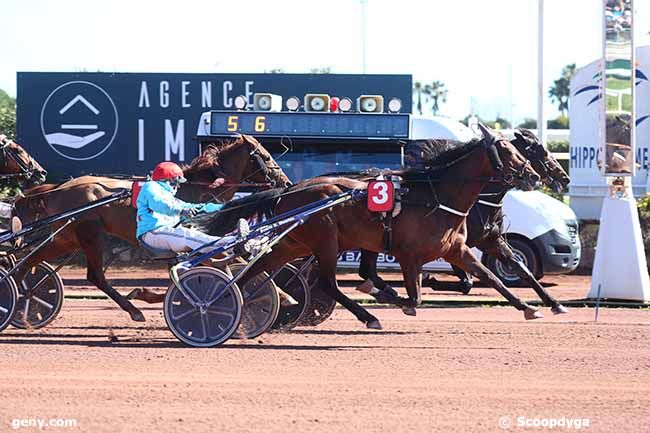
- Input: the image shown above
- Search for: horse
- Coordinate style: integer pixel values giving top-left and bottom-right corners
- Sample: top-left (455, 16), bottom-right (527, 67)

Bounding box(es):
top-left (0, 135), bottom-right (48, 188)
top-left (359, 128), bottom-right (572, 314)
top-left (198, 124), bottom-right (543, 328)
top-left (12, 135), bottom-right (289, 322)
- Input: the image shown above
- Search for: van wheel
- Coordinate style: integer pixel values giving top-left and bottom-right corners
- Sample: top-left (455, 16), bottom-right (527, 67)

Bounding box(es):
top-left (484, 239), bottom-right (541, 287)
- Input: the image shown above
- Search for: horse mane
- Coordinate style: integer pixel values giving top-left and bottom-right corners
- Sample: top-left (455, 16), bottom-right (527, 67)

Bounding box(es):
top-left (182, 137), bottom-right (248, 176)
top-left (404, 138), bottom-right (482, 171)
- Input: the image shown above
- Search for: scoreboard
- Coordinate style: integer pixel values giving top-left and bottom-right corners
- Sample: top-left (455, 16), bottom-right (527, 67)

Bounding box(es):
top-left (208, 111), bottom-right (410, 139)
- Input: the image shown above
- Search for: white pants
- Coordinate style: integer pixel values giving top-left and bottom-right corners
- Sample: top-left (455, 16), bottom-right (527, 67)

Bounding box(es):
top-left (0, 202), bottom-right (12, 219)
top-left (142, 226), bottom-right (236, 254)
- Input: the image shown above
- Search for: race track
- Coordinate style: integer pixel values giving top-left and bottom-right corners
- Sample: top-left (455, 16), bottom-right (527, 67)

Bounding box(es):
top-left (1, 299), bottom-right (648, 433)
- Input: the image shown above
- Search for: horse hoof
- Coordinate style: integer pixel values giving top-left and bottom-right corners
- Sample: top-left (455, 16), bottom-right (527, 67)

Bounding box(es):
top-left (366, 320), bottom-right (382, 330)
top-left (125, 289), bottom-right (141, 300)
top-left (551, 305), bottom-right (569, 315)
top-left (129, 310), bottom-right (146, 322)
top-left (524, 307), bottom-right (544, 320)
top-left (401, 306), bottom-right (417, 316)
top-left (356, 279), bottom-right (376, 294)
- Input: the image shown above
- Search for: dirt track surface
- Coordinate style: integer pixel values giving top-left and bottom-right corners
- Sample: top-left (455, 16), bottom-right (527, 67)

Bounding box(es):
top-left (1, 299), bottom-right (649, 433)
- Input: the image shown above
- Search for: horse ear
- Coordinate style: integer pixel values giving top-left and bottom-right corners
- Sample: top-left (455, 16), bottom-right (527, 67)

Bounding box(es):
top-left (477, 122), bottom-right (496, 146)
top-left (241, 134), bottom-right (260, 147)
top-left (514, 130), bottom-right (524, 141)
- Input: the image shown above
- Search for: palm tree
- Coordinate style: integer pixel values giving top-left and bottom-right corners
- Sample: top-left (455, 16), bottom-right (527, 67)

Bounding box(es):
top-left (423, 81), bottom-right (448, 115)
top-left (548, 64), bottom-right (576, 117)
top-left (413, 81), bottom-right (424, 115)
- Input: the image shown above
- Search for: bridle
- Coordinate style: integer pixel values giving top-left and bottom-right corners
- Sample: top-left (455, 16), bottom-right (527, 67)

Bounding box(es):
top-left (246, 140), bottom-right (289, 188)
top-left (514, 136), bottom-right (564, 189)
top-left (0, 136), bottom-right (38, 181)
top-left (486, 137), bottom-right (537, 187)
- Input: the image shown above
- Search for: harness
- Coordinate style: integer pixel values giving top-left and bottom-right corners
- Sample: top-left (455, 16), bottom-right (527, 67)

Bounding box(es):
top-left (0, 136), bottom-right (37, 181)
top-left (367, 136), bottom-right (533, 252)
top-left (366, 173), bottom-right (405, 252)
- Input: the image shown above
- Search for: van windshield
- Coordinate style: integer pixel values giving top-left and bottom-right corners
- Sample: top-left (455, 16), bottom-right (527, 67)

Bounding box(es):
top-left (265, 140), bottom-right (403, 183)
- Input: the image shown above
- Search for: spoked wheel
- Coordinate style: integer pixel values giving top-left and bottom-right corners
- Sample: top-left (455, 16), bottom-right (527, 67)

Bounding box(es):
top-left (164, 267), bottom-right (243, 347)
top-left (0, 269), bottom-right (18, 333)
top-left (300, 286), bottom-right (337, 326)
top-left (298, 261), bottom-right (337, 327)
top-left (271, 263), bottom-right (311, 330)
top-left (11, 262), bottom-right (64, 329)
top-left (228, 263), bottom-right (280, 339)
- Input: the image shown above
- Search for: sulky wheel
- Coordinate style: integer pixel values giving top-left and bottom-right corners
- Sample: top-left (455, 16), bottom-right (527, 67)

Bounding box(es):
top-left (299, 285), bottom-right (337, 327)
top-left (11, 262), bottom-right (64, 329)
top-left (228, 262), bottom-right (280, 339)
top-left (271, 263), bottom-right (311, 330)
top-left (0, 268), bottom-right (18, 333)
top-left (164, 266), bottom-right (243, 348)
top-left (298, 261), bottom-right (337, 327)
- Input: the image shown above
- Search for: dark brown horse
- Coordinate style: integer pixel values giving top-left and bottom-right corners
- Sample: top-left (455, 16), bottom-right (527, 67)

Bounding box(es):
top-left (360, 129), bottom-right (572, 314)
top-left (12, 135), bottom-right (289, 322)
top-left (199, 125), bottom-right (543, 328)
top-left (0, 135), bottom-right (48, 188)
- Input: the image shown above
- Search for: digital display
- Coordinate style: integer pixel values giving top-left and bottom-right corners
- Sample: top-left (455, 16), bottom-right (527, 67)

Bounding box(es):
top-left (209, 111), bottom-right (409, 139)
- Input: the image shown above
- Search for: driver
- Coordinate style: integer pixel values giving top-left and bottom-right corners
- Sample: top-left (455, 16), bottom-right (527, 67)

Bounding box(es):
top-left (136, 161), bottom-right (255, 254)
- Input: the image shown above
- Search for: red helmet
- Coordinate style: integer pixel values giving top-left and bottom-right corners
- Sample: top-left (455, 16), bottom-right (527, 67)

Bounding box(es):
top-left (151, 162), bottom-right (186, 182)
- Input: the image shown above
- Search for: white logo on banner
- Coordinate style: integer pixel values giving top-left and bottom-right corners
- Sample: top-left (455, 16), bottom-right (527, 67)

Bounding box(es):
top-left (40, 81), bottom-right (118, 161)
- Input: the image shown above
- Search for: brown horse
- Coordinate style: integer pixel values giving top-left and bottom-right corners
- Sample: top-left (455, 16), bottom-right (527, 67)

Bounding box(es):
top-left (12, 135), bottom-right (289, 322)
top-left (361, 129), bottom-right (572, 313)
top-left (199, 125), bottom-right (542, 328)
top-left (0, 135), bottom-right (48, 188)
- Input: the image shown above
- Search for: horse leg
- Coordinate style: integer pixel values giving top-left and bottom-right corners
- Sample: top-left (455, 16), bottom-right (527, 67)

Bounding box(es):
top-left (485, 238), bottom-right (568, 314)
top-left (319, 252), bottom-right (382, 328)
top-left (314, 240), bottom-right (381, 328)
top-left (75, 221), bottom-right (145, 322)
top-left (447, 244), bottom-right (543, 320)
top-left (127, 288), bottom-right (165, 304)
top-left (358, 249), bottom-right (400, 303)
top-left (422, 264), bottom-right (473, 294)
top-left (396, 257), bottom-right (422, 316)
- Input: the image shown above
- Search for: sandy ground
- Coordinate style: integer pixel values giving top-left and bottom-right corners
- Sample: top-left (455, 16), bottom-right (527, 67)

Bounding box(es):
top-left (0, 291), bottom-right (649, 432)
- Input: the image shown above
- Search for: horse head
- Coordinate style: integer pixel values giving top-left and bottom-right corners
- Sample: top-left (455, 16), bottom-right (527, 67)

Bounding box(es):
top-left (239, 135), bottom-right (292, 188)
top-left (512, 129), bottom-right (570, 193)
top-left (181, 134), bottom-right (291, 203)
top-left (476, 123), bottom-right (540, 191)
top-left (0, 135), bottom-right (48, 187)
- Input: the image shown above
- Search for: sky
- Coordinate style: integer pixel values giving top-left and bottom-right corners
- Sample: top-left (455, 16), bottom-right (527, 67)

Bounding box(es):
top-left (2, 0), bottom-right (650, 124)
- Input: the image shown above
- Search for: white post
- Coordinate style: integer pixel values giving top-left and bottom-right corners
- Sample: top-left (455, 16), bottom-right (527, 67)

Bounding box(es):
top-left (589, 0), bottom-right (650, 302)
top-left (537, 0), bottom-right (547, 146)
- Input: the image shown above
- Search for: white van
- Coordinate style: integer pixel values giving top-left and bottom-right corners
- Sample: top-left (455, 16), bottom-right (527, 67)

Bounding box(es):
top-left (197, 110), bottom-right (581, 285)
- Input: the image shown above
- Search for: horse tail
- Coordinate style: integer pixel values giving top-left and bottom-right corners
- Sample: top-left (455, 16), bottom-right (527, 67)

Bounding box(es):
top-left (196, 188), bottom-right (284, 236)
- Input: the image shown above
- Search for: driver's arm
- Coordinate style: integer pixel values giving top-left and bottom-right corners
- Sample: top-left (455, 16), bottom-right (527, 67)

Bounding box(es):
top-left (197, 202), bottom-right (224, 213)
top-left (144, 183), bottom-right (198, 215)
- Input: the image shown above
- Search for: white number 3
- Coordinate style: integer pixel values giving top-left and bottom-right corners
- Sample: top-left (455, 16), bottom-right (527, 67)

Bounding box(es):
top-left (371, 182), bottom-right (389, 204)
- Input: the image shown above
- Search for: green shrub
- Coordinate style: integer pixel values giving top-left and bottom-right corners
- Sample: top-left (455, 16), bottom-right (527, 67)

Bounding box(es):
top-left (547, 140), bottom-right (569, 153)
top-left (547, 115), bottom-right (570, 129)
